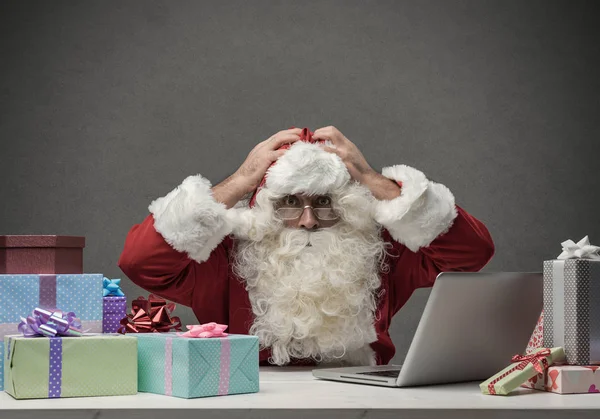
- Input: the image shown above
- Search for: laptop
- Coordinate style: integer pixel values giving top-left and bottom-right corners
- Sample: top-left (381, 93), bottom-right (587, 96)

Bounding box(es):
top-left (312, 272), bottom-right (542, 387)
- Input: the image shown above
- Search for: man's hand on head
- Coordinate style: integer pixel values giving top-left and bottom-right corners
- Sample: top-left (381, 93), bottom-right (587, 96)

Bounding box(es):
top-left (212, 128), bottom-right (301, 209)
top-left (312, 126), bottom-right (376, 184)
top-left (233, 128), bottom-right (303, 194)
top-left (313, 126), bottom-right (401, 201)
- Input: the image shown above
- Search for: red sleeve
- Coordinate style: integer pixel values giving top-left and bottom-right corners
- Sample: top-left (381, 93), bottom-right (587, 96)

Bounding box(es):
top-left (118, 214), bottom-right (230, 308)
top-left (386, 205), bottom-right (495, 316)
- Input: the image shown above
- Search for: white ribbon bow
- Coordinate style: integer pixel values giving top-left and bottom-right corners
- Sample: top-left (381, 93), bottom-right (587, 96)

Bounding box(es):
top-left (557, 235), bottom-right (600, 260)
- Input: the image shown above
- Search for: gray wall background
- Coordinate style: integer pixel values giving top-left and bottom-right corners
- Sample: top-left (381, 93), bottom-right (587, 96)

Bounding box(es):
top-left (1, 0), bottom-right (599, 365)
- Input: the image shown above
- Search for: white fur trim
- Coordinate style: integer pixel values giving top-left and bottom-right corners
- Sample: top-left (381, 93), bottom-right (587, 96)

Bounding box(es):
top-left (374, 165), bottom-right (458, 252)
top-left (224, 206), bottom-right (265, 241)
top-left (266, 141), bottom-right (350, 195)
top-left (148, 175), bottom-right (231, 263)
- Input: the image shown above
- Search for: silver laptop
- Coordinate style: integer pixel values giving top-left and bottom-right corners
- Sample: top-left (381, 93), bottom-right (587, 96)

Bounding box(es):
top-left (312, 272), bottom-right (542, 387)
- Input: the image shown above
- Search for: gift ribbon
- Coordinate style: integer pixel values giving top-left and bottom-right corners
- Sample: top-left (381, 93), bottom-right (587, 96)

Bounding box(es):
top-left (178, 323), bottom-right (228, 338)
top-left (118, 294), bottom-right (182, 334)
top-left (103, 277), bottom-right (125, 297)
top-left (219, 338), bottom-right (231, 395)
top-left (39, 275), bottom-right (57, 309)
top-left (1, 320), bottom-right (100, 341)
top-left (165, 337), bottom-right (173, 397)
top-left (18, 308), bottom-right (83, 338)
top-left (48, 337), bottom-right (63, 398)
top-left (557, 236), bottom-right (600, 260)
top-left (552, 260), bottom-right (566, 348)
top-left (487, 349), bottom-right (551, 395)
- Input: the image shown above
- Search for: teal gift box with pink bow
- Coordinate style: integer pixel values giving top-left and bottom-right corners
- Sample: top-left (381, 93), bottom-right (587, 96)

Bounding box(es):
top-left (135, 324), bottom-right (259, 398)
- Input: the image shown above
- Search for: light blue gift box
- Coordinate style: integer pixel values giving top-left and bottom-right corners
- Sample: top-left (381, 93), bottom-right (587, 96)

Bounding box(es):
top-left (0, 274), bottom-right (103, 390)
top-left (136, 333), bottom-right (259, 398)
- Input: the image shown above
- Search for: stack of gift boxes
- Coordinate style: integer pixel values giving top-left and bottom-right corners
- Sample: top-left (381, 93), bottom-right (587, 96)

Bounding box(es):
top-left (1, 235), bottom-right (259, 400)
top-left (481, 236), bottom-right (600, 395)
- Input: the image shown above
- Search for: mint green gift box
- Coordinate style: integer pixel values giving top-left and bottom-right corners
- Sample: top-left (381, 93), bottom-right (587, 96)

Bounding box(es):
top-left (136, 333), bottom-right (259, 398)
top-left (4, 334), bottom-right (137, 399)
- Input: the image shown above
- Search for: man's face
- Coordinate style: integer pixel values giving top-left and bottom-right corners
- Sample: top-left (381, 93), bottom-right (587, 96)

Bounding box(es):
top-left (274, 193), bottom-right (339, 230)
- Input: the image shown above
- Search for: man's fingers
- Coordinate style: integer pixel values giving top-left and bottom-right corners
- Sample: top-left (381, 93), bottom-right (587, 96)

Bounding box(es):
top-left (322, 145), bottom-right (341, 156)
top-left (282, 127), bottom-right (303, 134)
top-left (259, 128), bottom-right (302, 147)
top-left (269, 133), bottom-right (301, 150)
top-left (313, 127), bottom-right (340, 145)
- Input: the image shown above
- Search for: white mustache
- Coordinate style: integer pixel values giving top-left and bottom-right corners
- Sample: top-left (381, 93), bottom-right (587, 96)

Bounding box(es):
top-left (280, 229), bottom-right (333, 249)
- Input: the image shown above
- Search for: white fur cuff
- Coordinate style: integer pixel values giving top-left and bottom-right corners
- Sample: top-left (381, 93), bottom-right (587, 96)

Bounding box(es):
top-left (374, 165), bottom-right (458, 252)
top-left (148, 175), bottom-right (231, 263)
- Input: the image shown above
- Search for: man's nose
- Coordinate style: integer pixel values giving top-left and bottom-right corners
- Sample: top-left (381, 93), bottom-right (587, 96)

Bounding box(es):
top-left (298, 207), bottom-right (319, 230)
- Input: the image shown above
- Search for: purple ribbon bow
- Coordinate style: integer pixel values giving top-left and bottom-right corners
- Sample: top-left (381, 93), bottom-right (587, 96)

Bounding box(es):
top-left (18, 308), bottom-right (84, 338)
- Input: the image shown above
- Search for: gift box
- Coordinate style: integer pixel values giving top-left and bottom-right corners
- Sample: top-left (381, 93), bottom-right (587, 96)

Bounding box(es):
top-left (542, 237), bottom-right (600, 365)
top-left (522, 364), bottom-right (600, 394)
top-left (102, 278), bottom-right (127, 334)
top-left (4, 333), bottom-right (137, 399)
top-left (0, 274), bottom-right (103, 390)
top-left (480, 347), bottom-right (565, 395)
top-left (103, 297), bottom-right (127, 333)
top-left (136, 331), bottom-right (259, 398)
top-left (0, 235), bottom-right (84, 274)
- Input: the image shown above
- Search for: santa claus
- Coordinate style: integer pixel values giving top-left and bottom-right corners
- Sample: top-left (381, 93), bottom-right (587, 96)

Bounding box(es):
top-left (119, 126), bottom-right (494, 366)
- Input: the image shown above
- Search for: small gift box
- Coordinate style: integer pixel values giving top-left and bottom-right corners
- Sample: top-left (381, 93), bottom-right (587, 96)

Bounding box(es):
top-left (0, 235), bottom-right (85, 274)
top-left (542, 236), bottom-right (600, 365)
top-left (102, 278), bottom-right (127, 334)
top-left (136, 324), bottom-right (259, 398)
top-left (3, 309), bottom-right (137, 399)
top-left (0, 273), bottom-right (103, 390)
top-left (480, 347), bottom-right (565, 395)
top-left (522, 364), bottom-right (600, 394)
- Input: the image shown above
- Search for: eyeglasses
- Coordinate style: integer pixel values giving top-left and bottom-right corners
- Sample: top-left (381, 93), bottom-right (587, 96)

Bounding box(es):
top-left (275, 205), bottom-right (339, 221)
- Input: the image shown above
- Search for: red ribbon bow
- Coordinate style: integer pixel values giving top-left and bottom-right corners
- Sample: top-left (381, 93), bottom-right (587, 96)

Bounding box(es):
top-left (488, 349), bottom-right (552, 395)
top-left (510, 349), bottom-right (552, 374)
top-left (248, 127), bottom-right (324, 208)
top-left (118, 294), bottom-right (182, 334)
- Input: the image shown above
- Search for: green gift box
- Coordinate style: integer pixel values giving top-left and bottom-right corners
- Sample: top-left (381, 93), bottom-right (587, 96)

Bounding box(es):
top-left (4, 334), bottom-right (138, 399)
top-left (480, 347), bottom-right (565, 395)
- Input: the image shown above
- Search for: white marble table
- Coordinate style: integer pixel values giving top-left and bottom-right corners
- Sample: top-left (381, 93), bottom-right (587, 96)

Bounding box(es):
top-left (2, 367), bottom-right (600, 419)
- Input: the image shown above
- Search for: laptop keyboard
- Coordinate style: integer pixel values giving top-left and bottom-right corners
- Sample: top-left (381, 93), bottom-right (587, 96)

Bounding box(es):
top-left (356, 369), bottom-right (401, 378)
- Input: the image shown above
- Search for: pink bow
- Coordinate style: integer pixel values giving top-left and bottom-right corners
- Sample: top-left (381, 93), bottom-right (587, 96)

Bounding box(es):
top-left (178, 322), bottom-right (228, 338)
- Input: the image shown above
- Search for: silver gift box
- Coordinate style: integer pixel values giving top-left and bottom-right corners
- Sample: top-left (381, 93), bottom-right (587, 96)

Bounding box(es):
top-left (542, 259), bottom-right (600, 365)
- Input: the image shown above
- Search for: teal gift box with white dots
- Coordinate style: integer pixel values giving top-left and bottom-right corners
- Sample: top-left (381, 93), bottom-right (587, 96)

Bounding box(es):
top-left (0, 274), bottom-right (103, 390)
top-left (136, 333), bottom-right (259, 398)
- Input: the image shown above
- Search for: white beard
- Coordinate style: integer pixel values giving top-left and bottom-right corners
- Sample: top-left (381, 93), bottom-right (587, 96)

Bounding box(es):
top-left (233, 219), bottom-right (386, 366)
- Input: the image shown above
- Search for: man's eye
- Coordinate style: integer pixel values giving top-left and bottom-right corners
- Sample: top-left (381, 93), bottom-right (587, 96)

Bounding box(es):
top-left (285, 196), bottom-right (299, 206)
top-left (316, 197), bottom-right (331, 207)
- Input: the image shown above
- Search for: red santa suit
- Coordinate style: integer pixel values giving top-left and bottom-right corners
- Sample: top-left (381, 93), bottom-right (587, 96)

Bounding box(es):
top-left (119, 133), bottom-right (494, 366)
